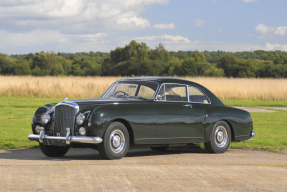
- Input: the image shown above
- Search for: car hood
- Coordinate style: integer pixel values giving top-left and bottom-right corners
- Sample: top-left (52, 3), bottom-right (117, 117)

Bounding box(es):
top-left (67, 97), bottom-right (147, 112)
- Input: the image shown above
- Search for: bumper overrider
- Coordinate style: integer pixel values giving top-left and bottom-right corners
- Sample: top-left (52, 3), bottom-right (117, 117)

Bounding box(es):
top-left (28, 127), bottom-right (102, 146)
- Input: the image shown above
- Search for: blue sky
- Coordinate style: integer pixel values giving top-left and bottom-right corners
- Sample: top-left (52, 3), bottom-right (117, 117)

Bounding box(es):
top-left (0, 0), bottom-right (286, 54)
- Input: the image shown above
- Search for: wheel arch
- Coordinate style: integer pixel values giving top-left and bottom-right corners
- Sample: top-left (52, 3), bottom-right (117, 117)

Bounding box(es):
top-left (222, 119), bottom-right (235, 141)
top-left (112, 118), bottom-right (134, 145)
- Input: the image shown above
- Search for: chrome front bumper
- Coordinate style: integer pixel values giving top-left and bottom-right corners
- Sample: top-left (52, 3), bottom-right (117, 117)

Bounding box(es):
top-left (28, 127), bottom-right (102, 145)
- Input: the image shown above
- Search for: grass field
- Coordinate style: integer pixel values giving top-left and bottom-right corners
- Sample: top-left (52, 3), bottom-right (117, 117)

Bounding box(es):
top-left (1, 76), bottom-right (287, 101)
top-left (0, 76), bottom-right (286, 153)
top-left (0, 99), bottom-right (287, 152)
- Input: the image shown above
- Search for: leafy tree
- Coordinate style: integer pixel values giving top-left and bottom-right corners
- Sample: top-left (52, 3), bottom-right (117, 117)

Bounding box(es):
top-left (203, 65), bottom-right (225, 77)
top-left (14, 59), bottom-right (32, 75)
top-left (182, 57), bottom-right (198, 76)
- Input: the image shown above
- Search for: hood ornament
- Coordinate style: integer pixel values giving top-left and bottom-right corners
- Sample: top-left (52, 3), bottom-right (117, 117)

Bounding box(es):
top-left (64, 98), bottom-right (68, 102)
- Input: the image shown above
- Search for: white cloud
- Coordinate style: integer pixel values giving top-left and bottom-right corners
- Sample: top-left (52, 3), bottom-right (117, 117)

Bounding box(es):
top-left (131, 36), bottom-right (287, 52)
top-left (255, 24), bottom-right (273, 35)
top-left (192, 19), bottom-right (206, 28)
top-left (218, 29), bottom-right (235, 35)
top-left (275, 27), bottom-right (287, 36)
top-left (134, 34), bottom-right (190, 43)
top-left (116, 16), bottom-right (150, 29)
top-left (262, 43), bottom-right (287, 51)
top-left (0, 29), bottom-right (111, 54)
top-left (0, 0), bottom-right (169, 32)
top-left (154, 23), bottom-right (175, 30)
top-left (255, 23), bottom-right (287, 38)
top-left (242, 0), bottom-right (259, 3)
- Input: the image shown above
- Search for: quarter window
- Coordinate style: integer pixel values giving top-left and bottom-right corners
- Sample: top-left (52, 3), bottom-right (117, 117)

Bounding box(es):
top-left (188, 86), bottom-right (210, 104)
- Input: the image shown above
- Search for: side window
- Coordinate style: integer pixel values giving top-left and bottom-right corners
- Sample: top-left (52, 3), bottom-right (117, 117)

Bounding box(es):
top-left (188, 86), bottom-right (210, 104)
top-left (157, 84), bottom-right (188, 102)
top-left (137, 85), bottom-right (155, 99)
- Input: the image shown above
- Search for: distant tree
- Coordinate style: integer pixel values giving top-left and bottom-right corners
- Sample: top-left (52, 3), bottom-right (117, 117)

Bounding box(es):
top-left (14, 59), bottom-right (32, 75)
top-left (217, 53), bottom-right (238, 77)
top-left (182, 57), bottom-right (198, 76)
top-left (203, 65), bottom-right (225, 77)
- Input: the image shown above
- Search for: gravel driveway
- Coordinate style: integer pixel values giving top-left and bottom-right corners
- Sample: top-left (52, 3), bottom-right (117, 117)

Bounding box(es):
top-left (1, 148), bottom-right (286, 191)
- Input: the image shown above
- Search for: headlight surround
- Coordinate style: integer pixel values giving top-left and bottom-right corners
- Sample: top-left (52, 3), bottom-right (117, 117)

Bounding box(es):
top-left (41, 113), bottom-right (50, 124)
top-left (76, 113), bottom-right (85, 125)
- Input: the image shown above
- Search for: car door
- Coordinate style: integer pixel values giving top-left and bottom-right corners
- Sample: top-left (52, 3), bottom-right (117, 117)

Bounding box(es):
top-left (155, 84), bottom-right (206, 143)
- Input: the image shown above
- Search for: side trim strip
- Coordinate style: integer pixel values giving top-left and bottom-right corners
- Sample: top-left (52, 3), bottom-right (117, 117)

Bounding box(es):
top-left (135, 137), bottom-right (203, 141)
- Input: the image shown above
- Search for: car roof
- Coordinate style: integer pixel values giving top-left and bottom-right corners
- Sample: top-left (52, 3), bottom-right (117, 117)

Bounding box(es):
top-left (118, 76), bottom-right (194, 84)
top-left (117, 76), bottom-right (225, 106)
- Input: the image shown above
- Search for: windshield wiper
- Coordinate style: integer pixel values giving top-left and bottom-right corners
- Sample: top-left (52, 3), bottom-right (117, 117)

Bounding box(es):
top-left (109, 95), bottom-right (148, 100)
top-left (109, 94), bottom-right (128, 98)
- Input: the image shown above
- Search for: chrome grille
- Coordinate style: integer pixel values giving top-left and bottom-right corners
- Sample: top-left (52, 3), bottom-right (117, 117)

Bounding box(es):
top-left (54, 105), bottom-right (75, 136)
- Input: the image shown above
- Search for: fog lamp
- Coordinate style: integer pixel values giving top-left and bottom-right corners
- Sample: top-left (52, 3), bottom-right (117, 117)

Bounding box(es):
top-left (35, 125), bottom-right (41, 134)
top-left (79, 127), bottom-right (86, 136)
top-left (41, 113), bottom-right (50, 124)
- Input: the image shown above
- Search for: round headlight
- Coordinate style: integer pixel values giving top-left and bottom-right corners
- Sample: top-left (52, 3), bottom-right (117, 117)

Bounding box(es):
top-left (76, 113), bottom-right (85, 125)
top-left (41, 113), bottom-right (50, 124)
top-left (79, 127), bottom-right (86, 135)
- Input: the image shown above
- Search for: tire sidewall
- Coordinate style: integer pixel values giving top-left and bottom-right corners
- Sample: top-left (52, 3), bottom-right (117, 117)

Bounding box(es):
top-left (210, 121), bottom-right (231, 153)
top-left (101, 122), bottom-right (130, 159)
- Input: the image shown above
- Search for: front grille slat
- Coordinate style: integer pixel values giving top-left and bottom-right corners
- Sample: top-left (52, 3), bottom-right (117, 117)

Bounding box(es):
top-left (54, 105), bottom-right (75, 136)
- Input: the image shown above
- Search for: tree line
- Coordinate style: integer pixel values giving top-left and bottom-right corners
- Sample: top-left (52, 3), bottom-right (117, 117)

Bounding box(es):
top-left (1, 40), bottom-right (287, 78)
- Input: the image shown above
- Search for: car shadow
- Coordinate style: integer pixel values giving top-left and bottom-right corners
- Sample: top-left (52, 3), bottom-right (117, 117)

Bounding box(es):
top-left (0, 147), bottom-right (209, 161)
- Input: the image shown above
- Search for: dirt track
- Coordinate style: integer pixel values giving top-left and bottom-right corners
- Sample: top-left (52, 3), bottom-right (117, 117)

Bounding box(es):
top-left (0, 148), bottom-right (287, 191)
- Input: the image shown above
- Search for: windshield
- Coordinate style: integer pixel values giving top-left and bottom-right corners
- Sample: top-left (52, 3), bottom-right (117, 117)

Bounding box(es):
top-left (103, 81), bottom-right (158, 99)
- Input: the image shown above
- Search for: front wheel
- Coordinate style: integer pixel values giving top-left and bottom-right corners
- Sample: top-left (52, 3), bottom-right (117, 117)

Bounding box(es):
top-left (39, 143), bottom-right (69, 157)
top-left (98, 122), bottom-right (130, 160)
top-left (204, 121), bottom-right (231, 153)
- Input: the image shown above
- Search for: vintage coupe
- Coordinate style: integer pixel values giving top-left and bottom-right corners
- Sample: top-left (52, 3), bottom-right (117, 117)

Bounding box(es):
top-left (28, 77), bottom-right (255, 159)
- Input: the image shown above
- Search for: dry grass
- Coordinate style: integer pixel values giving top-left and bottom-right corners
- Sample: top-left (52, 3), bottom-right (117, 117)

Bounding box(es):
top-left (0, 76), bottom-right (287, 100)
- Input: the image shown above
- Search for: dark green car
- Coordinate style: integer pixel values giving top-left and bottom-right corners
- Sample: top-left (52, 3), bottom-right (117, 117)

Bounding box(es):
top-left (28, 77), bottom-right (255, 159)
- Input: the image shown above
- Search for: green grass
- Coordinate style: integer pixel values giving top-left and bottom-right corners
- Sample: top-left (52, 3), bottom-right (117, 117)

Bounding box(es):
top-left (1, 96), bottom-right (287, 108)
top-left (0, 96), bottom-right (287, 153)
top-left (230, 112), bottom-right (287, 152)
top-left (0, 96), bottom-right (81, 108)
top-left (0, 107), bottom-right (39, 149)
top-left (223, 99), bottom-right (287, 107)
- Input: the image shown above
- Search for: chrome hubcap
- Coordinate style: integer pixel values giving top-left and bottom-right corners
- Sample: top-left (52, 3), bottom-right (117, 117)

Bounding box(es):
top-left (110, 129), bottom-right (125, 153)
top-left (217, 131), bottom-right (224, 143)
top-left (215, 126), bottom-right (228, 148)
top-left (112, 135), bottom-right (121, 148)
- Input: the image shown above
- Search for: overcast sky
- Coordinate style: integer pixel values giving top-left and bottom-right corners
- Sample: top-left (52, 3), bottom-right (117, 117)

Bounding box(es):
top-left (0, 0), bottom-right (287, 54)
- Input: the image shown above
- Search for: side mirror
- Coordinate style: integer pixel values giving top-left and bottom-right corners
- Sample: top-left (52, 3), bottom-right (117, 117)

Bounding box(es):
top-left (156, 95), bottom-right (163, 100)
top-left (100, 93), bottom-right (103, 98)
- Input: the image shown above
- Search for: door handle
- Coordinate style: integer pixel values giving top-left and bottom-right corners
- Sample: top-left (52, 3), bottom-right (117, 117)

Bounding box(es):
top-left (183, 104), bottom-right (192, 108)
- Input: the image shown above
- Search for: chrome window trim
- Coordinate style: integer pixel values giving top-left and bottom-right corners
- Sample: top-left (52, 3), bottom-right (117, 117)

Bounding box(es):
top-left (102, 82), bottom-right (116, 98)
top-left (188, 85), bottom-right (211, 105)
top-left (103, 80), bottom-right (159, 100)
top-left (155, 83), bottom-right (212, 104)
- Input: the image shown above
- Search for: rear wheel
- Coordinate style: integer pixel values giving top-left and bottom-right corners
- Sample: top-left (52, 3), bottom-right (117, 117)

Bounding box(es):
top-left (39, 143), bottom-right (69, 157)
top-left (98, 122), bottom-right (130, 160)
top-left (204, 121), bottom-right (231, 153)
